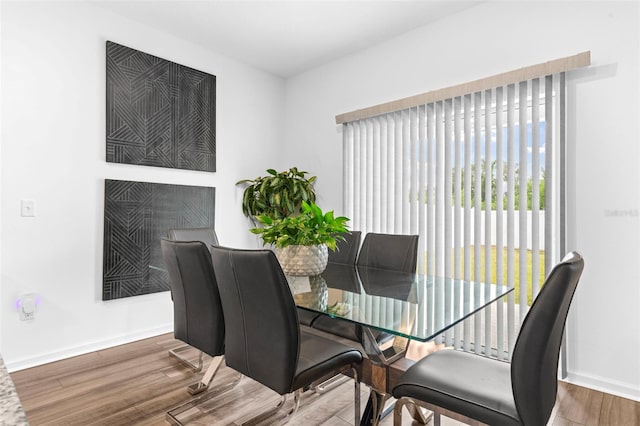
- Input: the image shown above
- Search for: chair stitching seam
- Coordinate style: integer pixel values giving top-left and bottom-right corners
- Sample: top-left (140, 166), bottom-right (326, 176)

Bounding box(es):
top-left (229, 251), bottom-right (252, 377)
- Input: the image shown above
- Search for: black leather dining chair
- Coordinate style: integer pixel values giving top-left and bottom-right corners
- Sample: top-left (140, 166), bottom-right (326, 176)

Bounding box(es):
top-left (312, 232), bottom-right (419, 341)
top-left (356, 232), bottom-right (419, 273)
top-left (210, 245), bottom-right (363, 425)
top-left (355, 232), bottom-right (419, 343)
top-left (392, 252), bottom-right (584, 426)
top-left (298, 230), bottom-right (362, 327)
top-left (165, 227), bottom-right (219, 372)
top-left (161, 239), bottom-right (241, 405)
top-left (329, 230), bottom-right (362, 264)
top-left (309, 232), bottom-right (418, 402)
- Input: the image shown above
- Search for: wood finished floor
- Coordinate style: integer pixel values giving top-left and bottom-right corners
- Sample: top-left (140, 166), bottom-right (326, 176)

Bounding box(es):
top-left (9, 333), bottom-right (640, 425)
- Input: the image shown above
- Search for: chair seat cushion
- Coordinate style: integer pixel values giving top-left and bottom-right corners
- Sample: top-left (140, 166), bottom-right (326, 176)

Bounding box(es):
top-left (292, 331), bottom-right (362, 391)
top-left (392, 350), bottom-right (520, 425)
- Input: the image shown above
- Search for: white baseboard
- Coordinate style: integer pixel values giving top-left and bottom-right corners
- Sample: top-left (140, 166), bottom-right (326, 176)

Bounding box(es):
top-left (563, 371), bottom-right (640, 402)
top-left (5, 324), bottom-right (173, 372)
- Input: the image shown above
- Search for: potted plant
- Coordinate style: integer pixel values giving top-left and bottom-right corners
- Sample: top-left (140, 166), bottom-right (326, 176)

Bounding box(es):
top-left (251, 201), bottom-right (349, 276)
top-left (236, 167), bottom-right (317, 222)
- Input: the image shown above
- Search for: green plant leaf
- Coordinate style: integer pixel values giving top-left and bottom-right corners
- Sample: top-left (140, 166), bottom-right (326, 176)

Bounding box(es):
top-left (311, 203), bottom-right (322, 220)
top-left (257, 215), bottom-right (273, 225)
top-left (237, 167), bottom-right (318, 219)
top-left (249, 202), bottom-right (350, 249)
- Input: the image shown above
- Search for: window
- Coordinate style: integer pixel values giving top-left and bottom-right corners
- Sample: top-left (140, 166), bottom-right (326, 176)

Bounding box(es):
top-left (337, 53), bottom-right (589, 359)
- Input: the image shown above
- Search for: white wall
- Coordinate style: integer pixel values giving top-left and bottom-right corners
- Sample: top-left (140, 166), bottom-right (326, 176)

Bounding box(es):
top-left (3, 0), bottom-right (639, 403)
top-left (283, 2), bottom-right (640, 400)
top-left (0, 2), bottom-right (283, 370)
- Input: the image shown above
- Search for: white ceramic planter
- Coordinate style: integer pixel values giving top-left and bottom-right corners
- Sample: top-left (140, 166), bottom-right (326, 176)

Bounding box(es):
top-left (275, 244), bottom-right (328, 276)
top-left (292, 275), bottom-right (328, 311)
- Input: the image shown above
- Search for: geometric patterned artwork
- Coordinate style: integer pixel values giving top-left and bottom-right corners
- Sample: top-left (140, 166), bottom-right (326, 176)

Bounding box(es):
top-left (106, 41), bottom-right (216, 172)
top-left (103, 179), bottom-right (215, 300)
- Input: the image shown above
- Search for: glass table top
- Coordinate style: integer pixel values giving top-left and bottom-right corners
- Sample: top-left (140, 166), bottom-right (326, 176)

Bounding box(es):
top-left (289, 262), bottom-right (514, 342)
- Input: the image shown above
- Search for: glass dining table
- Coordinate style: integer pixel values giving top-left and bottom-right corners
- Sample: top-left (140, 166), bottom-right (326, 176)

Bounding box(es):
top-left (287, 261), bottom-right (514, 425)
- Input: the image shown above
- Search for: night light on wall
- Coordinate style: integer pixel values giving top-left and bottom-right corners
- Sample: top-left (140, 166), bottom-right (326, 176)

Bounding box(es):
top-left (15, 293), bottom-right (41, 321)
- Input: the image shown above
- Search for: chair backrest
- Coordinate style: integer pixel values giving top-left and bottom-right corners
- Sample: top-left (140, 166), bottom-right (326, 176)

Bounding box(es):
top-left (210, 246), bottom-right (300, 395)
top-left (511, 251), bottom-right (584, 425)
top-left (356, 233), bottom-right (419, 273)
top-left (167, 227), bottom-right (219, 249)
top-left (328, 231), bottom-right (362, 264)
top-left (165, 227), bottom-right (219, 303)
top-left (160, 239), bottom-right (225, 357)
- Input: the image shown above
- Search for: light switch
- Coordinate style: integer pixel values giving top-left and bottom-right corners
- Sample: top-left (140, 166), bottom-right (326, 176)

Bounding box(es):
top-left (21, 199), bottom-right (36, 217)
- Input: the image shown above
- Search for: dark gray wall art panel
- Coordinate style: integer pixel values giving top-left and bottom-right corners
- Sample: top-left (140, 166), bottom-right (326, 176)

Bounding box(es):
top-left (103, 179), bottom-right (215, 300)
top-left (106, 41), bottom-right (216, 172)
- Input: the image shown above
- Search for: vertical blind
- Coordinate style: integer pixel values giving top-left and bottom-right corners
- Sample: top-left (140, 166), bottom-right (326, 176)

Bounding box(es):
top-left (341, 74), bottom-right (566, 359)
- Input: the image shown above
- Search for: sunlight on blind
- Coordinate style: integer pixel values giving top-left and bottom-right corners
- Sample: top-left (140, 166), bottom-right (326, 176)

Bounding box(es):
top-left (342, 74), bottom-right (566, 359)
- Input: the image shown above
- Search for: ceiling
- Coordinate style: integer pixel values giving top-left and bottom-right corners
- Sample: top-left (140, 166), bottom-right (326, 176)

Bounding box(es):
top-left (96, 1), bottom-right (482, 78)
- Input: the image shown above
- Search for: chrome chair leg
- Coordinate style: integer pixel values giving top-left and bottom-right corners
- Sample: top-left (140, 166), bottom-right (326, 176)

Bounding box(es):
top-left (408, 402), bottom-right (429, 424)
top-left (353, 368), bottom-right (361, 426)
top-left (241, 389), bottom-right (305, 426)
top-left (310, 367), bottom-right (360, 425)
top-left (169, 364), bottom-right (361, 426)
top-left (188, 355), bottom-right (224, 395)
top-left (166, 375), bottom-right (244, 425)
top-left (312, 372), bottom-right (351, 394)
top-left (242, 395), bottom-right (288, 426)
top-left (395, 396), bottom-right (468, 426)
top-left (165, 356), bottom-right (243, 426)
top-left (285, 367), bottom-right (360, 426)
top-left (169, 345), bottom-right (204, 372)
top-left (394, 396), bottom-right (407, 426)
top-left (280, 366), bottom-right (360, 426)
top-left (280, 389), bottom-right (303, 425)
